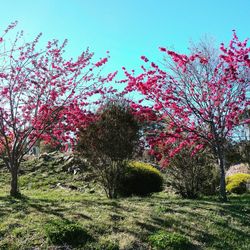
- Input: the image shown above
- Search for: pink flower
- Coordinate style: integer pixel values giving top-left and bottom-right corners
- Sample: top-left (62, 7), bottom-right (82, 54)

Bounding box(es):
top-left (95, 57), bottom-right (108, 67)
top-left (159, 47), bottom-right (167, 52)
top-left (140, 56), bottom-right (149, 62)
top-left (1, 88), bottom-right (8, 95)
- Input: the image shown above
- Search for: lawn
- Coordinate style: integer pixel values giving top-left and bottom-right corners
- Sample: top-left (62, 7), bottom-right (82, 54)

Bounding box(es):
top-left (0, 155), bottom-right (249, 249)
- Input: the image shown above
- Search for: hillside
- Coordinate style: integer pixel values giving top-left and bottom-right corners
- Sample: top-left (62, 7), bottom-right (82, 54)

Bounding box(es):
top-left (0, 153), bottom-right (249, 249)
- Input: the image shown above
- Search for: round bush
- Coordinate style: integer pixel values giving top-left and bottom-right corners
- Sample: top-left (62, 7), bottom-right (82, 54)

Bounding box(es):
top-left (226, 173), bottom-right (250, 194)
top-left (118, 161), bottom-right (163, 197)
top-left (44, 219), bottom-right (91, 246)
top-left (148, 230), bottom-right (192, 250)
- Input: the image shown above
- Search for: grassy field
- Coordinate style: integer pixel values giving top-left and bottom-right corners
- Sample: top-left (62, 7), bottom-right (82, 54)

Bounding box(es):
top-left (0, 154), bottom-right (249, 249)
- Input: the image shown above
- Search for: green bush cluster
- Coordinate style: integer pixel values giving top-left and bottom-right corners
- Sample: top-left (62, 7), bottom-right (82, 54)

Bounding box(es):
top-left (118, 161), bottom-right (163, 197)
top-left (148, 230), bottom-right (192, 250)
top-left (226, 173), bottom-right (250, 194)
top-left (44, 219), bottom-right (91, 246)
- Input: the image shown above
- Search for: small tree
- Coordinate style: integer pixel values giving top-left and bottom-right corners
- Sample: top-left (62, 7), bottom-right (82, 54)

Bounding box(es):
top-left (0, 22), bottom-right (115, 197)
top-left (77, 100), bottom-right (140, 198)
top-left (165, 148), bottom-right (219, 198)
top-left (124, 32), bottom-right (250, 201)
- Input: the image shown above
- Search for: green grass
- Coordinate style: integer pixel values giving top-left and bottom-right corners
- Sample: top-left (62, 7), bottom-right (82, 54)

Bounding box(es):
top-left (0, 155), bottom-right (249, 249)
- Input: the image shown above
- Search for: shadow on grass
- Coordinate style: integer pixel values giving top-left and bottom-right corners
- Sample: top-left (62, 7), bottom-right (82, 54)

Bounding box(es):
top-left (0, 192), bottom-right (126, 222)
top-left (0, 194), bottom-right (88, 219)
top-left (0, 192), bottom-right (249, 249)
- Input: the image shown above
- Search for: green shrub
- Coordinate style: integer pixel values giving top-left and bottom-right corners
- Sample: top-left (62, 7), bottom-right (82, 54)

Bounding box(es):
top-left (164, 148), bottom-right (219, 198)
top-left (148, 230), bottom-right (192, 250)
top-left (118, 161), bottom-right (163, 197)
top-left (226, 173), bottom-right (250, 194)
top-left (44, 219), bottom-right (91, 246)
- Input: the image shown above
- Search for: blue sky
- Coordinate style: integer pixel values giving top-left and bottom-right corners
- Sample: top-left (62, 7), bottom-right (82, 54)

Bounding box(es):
top-left (0, 0), bottom-right (249, 76)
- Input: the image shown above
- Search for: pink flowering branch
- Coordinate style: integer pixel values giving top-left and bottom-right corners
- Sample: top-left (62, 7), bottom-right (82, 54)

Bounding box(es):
top-left (125, 31), bottom-right (250, 201)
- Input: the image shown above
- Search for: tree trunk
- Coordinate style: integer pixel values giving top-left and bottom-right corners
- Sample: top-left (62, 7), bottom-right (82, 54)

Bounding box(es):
top-left (217, 149), bottom-right (227, 202)
top-left (10, 167), bottom-right (20, 197)
top-left (107, 184), bottom-right (118, 199)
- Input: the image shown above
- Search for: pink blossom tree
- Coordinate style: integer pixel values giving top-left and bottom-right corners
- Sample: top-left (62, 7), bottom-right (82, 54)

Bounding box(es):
top-left (124, 32), bottom-right (250, 201)
top-left (0, 22), bottom-right (116, 197)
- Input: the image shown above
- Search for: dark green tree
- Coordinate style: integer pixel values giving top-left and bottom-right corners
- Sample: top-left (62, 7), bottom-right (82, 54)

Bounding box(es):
top-left (77, 100), bottom-right (140, 198)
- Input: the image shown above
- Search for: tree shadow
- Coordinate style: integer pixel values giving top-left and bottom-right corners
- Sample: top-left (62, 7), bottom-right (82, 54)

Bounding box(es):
top-left (0, 193), bottom-right (249, 249)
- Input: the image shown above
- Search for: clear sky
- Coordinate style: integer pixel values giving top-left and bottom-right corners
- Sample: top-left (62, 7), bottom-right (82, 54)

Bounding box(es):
top-left (0, 0), bottom-right (249, 76)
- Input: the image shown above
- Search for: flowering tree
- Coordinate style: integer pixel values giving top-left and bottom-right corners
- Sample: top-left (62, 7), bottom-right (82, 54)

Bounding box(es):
top-left (124, 32), bottom-right (250, 201)
top-left (0, 22), bottom-right (116, 197)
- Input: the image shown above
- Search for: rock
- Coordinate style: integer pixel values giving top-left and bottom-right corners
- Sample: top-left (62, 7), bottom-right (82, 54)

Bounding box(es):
top-left (73, 167), bottom-right (81, 175)
top-left (63, 155), bottom-right (72, 161)
top-left (39, 153), bottom-right (53, 162)
top-left (62, 155), bottom-right (87, 174)
top-left (48, 151), bottom-right (58, 156)
top-left (56, 182), bottom-right (78, 191)
top-left (65, 157), bottom-right (74, 165)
